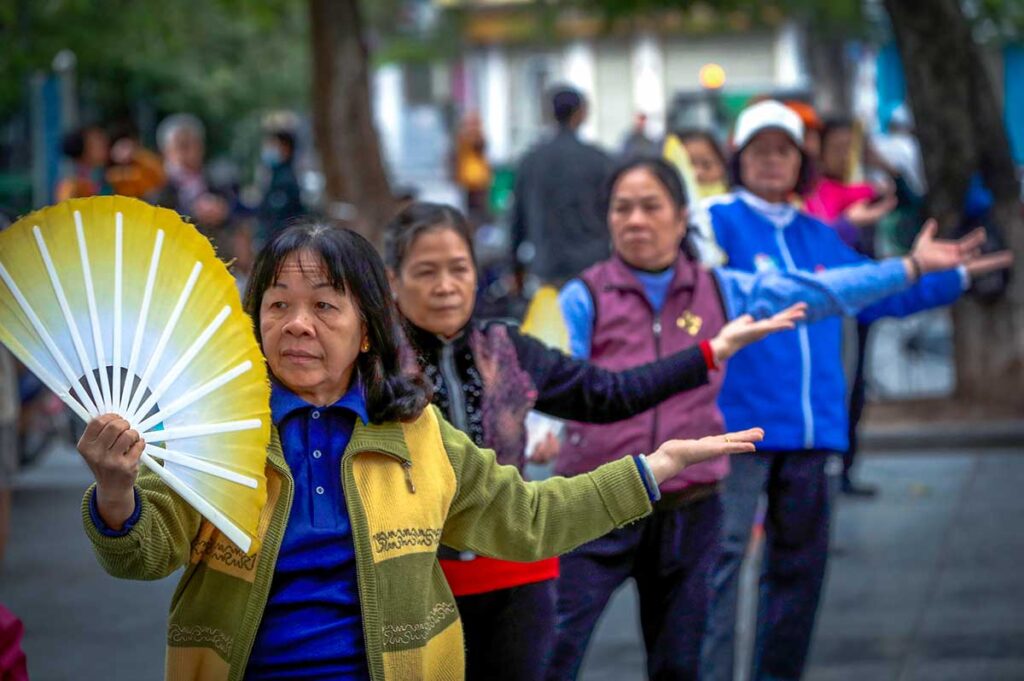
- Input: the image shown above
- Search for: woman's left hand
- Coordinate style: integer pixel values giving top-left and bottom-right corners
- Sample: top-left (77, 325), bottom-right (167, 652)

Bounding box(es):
top-left (709, 303), bottom-right (807, 363)
top-left (645, 428), bottom-right (765, 484)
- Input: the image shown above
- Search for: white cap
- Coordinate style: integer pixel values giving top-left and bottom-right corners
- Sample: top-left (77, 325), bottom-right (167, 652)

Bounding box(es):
top-left (732, 100), bottom-right (804, 151)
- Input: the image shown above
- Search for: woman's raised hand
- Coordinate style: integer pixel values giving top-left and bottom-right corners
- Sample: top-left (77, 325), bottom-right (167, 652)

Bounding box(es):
top-left (77, 414), bottom-right (145, 530)
top-left (908, 220), bottom-right (1014, 278)
top-left (709, 303), bottom-right (807, 363)
top-left (644, 428), bottom-right (764, 484)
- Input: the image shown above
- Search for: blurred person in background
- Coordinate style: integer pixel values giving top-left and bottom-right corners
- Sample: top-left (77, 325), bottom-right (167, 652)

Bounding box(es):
top-left (621, 113), bottom-right (659, 159)
top-left (677, 129), bottom-right (730, 200)
top-left (155, 113), bottom-right (234, 246)
top-left (701, 99), bottom-right (1014, 681)
top-left (510, 86), bottom-right (613, 286)
top-left (105, 123), bottom-right (166, 200)
top-left (54, 125), bottom-right (112, 201)
top-left (453, 112), bottom-right (492, 229)
top-left (257, 128), bottom-right (304, 246)
top-left (0, 347), bottom-right (17, 566)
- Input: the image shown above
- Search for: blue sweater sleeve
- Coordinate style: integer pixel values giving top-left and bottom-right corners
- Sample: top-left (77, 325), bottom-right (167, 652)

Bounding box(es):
top-left (856, 268), bottom-right (964, 323)
top-left (558, 279), bottom-right (596, 359)
top-left (88, 486), bottom-right (142, 537)
top-left (713, 258), bottom-right (911, 324)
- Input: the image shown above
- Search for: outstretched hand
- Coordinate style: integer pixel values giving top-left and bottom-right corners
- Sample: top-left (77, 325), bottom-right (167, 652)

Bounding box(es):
top-left (909, 219), bottom-right (1014, 278)
top-left (710, 303), bottom-right (807, 363)
top-left (645, 428), bottom-right (765, 484)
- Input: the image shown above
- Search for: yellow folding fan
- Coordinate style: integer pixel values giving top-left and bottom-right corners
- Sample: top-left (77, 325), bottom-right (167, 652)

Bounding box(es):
top-left (0, 196), bottom-right (269, 553)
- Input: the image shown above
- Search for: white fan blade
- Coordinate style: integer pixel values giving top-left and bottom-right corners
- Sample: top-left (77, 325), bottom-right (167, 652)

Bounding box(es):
top-left (144, 444), bottom-right (259, 488)
top-left (140, 452), bottom-right (252, 553)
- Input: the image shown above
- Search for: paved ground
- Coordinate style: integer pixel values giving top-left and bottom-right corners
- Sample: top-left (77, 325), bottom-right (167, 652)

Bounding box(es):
top-left (2, 444), bottom-right (1023, 680)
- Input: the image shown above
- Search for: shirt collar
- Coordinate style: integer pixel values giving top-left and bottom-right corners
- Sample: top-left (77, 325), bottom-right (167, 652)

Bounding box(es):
top-left (270, 378), bottom-right (369, 426)
top-left (736, 188), bottom-right (797, 229)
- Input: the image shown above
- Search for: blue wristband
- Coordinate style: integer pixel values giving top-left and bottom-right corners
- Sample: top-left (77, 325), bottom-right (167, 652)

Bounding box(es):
top-left (634, 454), bottom-right (662, 503)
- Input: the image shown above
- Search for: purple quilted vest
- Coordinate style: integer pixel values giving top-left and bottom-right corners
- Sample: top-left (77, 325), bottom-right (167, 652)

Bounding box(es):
top-left (556, 255), bottom-right (729, 493)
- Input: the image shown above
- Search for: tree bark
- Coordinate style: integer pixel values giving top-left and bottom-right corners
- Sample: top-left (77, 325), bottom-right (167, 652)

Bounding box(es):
top-left (885, 0), bottom-right (1024, 407)
top-left (309, 0), bottom-right (393, 244)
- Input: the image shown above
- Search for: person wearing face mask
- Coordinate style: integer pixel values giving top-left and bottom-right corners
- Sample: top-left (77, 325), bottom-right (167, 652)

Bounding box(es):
top-left (257, 129), bottom-right (304, 245)
top-left (384, 201), bottom-right (799, 681)
top-left (701, 100), bottom-right (1014, 681)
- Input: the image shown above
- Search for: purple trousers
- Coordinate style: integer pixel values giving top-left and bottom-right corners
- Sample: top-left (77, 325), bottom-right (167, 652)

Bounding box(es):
top-left (548, 493), bottom-right (723, 681)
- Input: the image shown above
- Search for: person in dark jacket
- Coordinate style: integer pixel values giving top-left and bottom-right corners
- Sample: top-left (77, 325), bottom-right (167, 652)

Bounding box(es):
top-left (257, 128), bottom-right (305, 244)
top-left (510, 86), bottom-right (613, 285)
top-left (385, 201), bottom-right (800, 681)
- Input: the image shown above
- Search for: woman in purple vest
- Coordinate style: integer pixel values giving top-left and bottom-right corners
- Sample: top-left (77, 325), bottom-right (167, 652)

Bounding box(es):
top-left (383, 202), bottom-right (799, 681)
top-left (550, 155), bottom-right (996, 681)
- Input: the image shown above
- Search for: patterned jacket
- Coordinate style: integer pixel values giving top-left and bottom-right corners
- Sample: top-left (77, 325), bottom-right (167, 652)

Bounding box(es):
top-left (82, 405), bottom-right (652, 681)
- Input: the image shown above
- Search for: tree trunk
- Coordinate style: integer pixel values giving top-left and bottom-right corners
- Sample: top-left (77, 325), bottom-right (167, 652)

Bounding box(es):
top-left (309, 0), bottom-right (393, 244)
top-left (806, 31), bottom-right (851, 115)
top-left (885, 0), bottom-right (1024, 407)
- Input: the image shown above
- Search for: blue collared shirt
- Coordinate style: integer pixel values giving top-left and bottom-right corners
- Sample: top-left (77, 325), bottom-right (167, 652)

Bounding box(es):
top-left (244, 379), bottom-right (371, 680)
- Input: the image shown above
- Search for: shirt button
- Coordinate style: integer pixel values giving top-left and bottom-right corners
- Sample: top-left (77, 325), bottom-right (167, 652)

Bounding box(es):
top-left (315, 486), bottom-right (325, 495)
top-left (311, 410), bottom-right (320, 420)
top-left (313, 450), bottom-right (322, 459)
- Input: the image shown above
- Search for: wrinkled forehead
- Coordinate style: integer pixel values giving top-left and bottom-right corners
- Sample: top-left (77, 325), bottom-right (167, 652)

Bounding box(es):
top-left (271, 250), bottom-right (341, 291)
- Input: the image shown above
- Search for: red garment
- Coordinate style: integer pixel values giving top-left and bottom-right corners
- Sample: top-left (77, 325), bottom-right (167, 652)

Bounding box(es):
top-left (441, 556), bottom-right (559, 597)
top-left (0, 604), bottom-right (28, 681)
top-left (804, 178), bottom-right (874, 222)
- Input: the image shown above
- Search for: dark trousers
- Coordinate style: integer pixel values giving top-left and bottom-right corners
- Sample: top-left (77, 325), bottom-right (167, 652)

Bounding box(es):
top-left (548, 494), bottom-right (723, 681)
top-left (456, 578), bottom-right (556, 681)
top-left (843, 322), bottom-right (872, 481)
top-left (703, 452), bottom-right (831, 681)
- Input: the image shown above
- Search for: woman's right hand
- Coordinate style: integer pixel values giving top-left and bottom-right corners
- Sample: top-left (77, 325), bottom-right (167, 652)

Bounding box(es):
top-left (645, 428), bottom-right (764, 484)
top-left (709, 303), bottom-right (807, 363)
top-left (77, 414), bottom-right (145, 530)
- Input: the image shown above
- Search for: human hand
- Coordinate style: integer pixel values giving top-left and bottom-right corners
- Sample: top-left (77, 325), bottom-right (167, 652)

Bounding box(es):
top-left (844, 194), bottom-right (898, 228)
top-left (645, 428), bottom-right (764, 484)
top-left (709, 304), bottom-right (807, 363)
top-left (77, 414), bottom-right (145, 529)
top-left (529, 432), bottom-right (560, 464)
top-left (908, 220), bottom-right (1013, 279)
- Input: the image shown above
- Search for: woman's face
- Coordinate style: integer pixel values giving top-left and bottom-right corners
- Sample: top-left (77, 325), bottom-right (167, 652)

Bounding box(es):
top-left (608, 168), bottom-right (686, 271)
top-left (391, 227), bottom-right (477, 338)
top-left (739, 129), bottom-right (803, 202)
top-left (259, 250), bottom-right (366, 406)
top-left (682, 138), bottom-right (726, 186)
top-left (820, 127), bottom-right (853, 180)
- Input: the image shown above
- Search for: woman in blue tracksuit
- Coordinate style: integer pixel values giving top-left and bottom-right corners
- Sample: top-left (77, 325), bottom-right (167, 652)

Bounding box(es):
top-left (700, 100), bottom-right (1013, 681)
top-left (549, 156), bottom-right (1004, 681)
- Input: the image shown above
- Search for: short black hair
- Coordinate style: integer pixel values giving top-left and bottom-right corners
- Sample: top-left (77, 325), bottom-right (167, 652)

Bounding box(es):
top-left (603, 156), bottom-right (689, 212)
top-left (244, 222), bottom-right (431, 423)
top-left (383, 202), bottom-right (476, 273)
top-left (550, 86), bottom-right (584, 126)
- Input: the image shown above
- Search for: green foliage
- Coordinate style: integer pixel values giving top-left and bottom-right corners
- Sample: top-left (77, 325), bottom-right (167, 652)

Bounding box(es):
top-left (0, 0), bottom-right (309, 155)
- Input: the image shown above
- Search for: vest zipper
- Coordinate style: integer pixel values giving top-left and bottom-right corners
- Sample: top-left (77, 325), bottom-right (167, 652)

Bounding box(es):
top-left (651, 318), bottom-right (663, 454)
top-left (439, 341), bottom-right (469, 432)
top-left (773, 227), bottom-right (815, 448)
